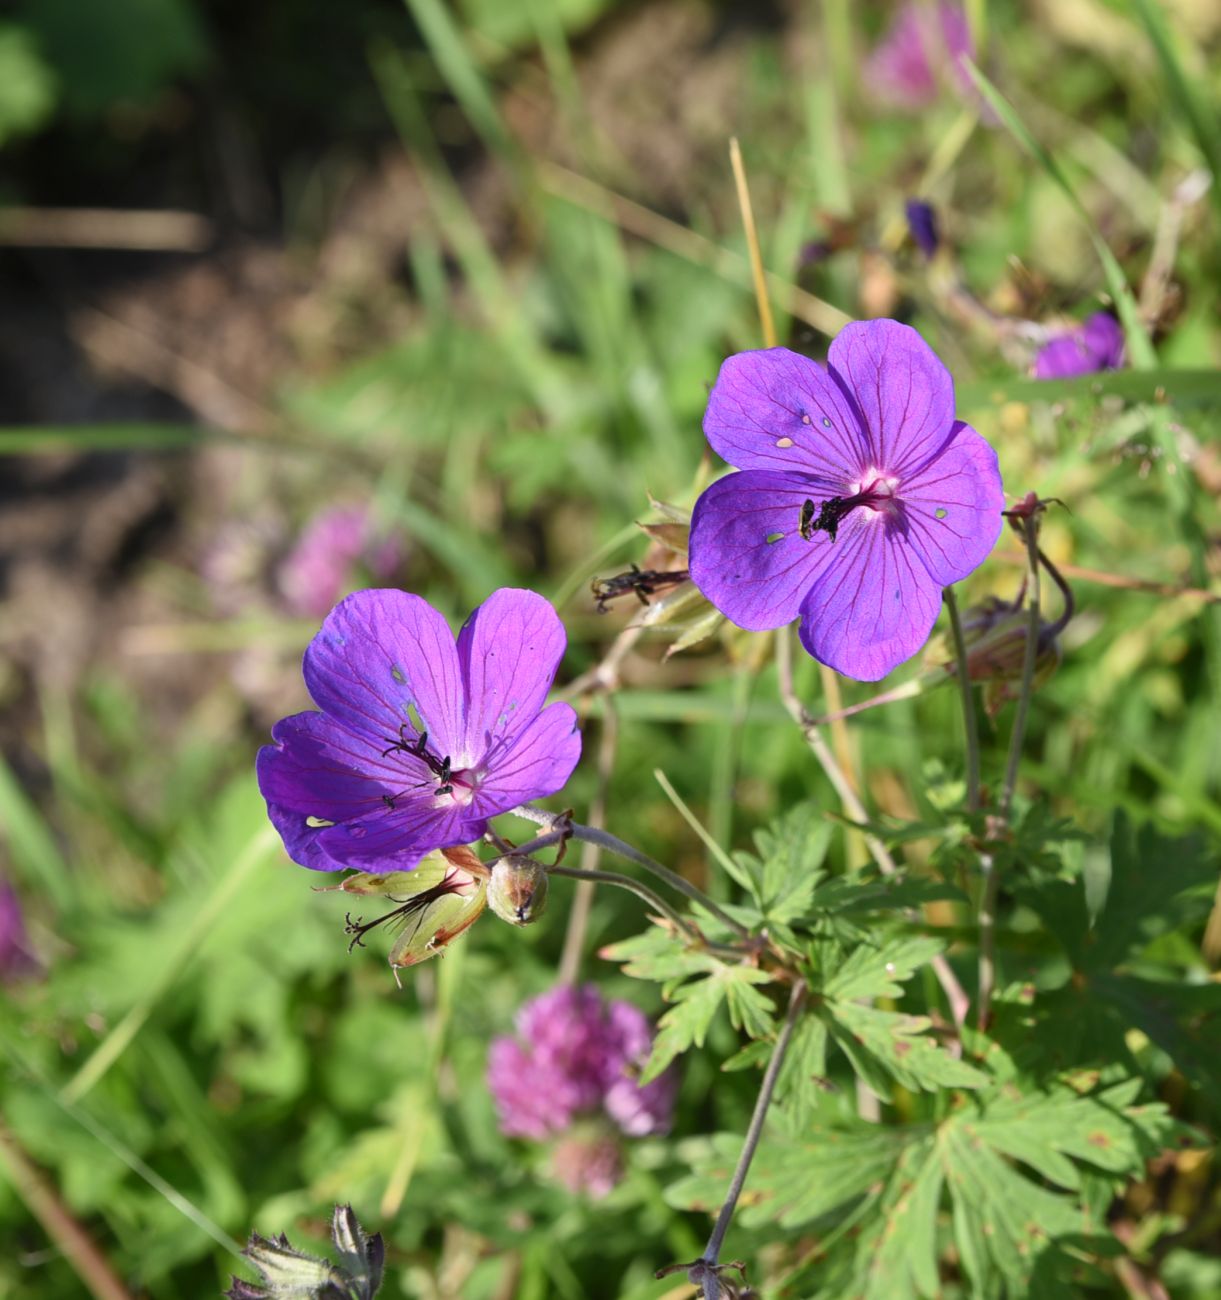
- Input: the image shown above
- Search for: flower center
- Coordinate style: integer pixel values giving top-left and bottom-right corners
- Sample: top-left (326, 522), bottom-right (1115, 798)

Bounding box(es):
top-left (376, 726), bottom-right (482, 811)
top-left (799, 471), bottom-right (899, 543)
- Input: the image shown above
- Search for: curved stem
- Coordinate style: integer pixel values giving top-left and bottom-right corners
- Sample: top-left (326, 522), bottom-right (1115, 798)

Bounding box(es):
top-left (1000, 516), bottom-right (1043, 821)
top-left (547, 865), bottom-right (706, 947)
top-left (698, 982), bottom-right (808, 1296)
top-left (980, 513), bottom-right (1043, 1029)
top-left (944, 586), bottom-right (981, 814)
top-left (509, 806), bottom-right (753, 940)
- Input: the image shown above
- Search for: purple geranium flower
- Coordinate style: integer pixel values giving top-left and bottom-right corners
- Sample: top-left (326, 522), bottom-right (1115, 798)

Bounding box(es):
top-left (867, 2), bottom-right (974, 109)
top-left (487, 985), bottom-right (675, 1145)
top-left (1033, 312), bottom-right (1125, 380)
top-left (257, 588), bottom-right (581, 873)
top-left (688, 320), bottom-right (1005, 682)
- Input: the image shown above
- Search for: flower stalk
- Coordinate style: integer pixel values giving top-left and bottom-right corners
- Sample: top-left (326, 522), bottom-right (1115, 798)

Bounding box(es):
top-left (944, 585), bottom-right (982, 813)
top-left (690, 981), bottom-right (807, 1299)
top-left (979, 502), bottom-right (1045, 1028)
top-left (509, 806), bottom-right (753, 940)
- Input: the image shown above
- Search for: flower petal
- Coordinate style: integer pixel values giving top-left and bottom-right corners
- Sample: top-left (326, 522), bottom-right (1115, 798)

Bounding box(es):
top-left (690, 470), bottom-right (846, 631)
top-left (315, 800), bottom-right (480, 874)
top-left (471, 702), bottom-right (582, 819)
top-left (457, 588), bottom-right (569, 758)
top-left (898, 421), bottom-right (1004, 587)
top-left (702, 347), bottom-right (871, 480)
top-left (828, 320), bottom-right (956, 477)
top-left (302, 589), bottom-right (465, 759)
top-left (798, 513), bottom-right (943, 681)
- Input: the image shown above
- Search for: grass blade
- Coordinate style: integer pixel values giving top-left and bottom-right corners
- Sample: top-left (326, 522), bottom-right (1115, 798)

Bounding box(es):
top-left (962, 59), bottom-right (1156, 369)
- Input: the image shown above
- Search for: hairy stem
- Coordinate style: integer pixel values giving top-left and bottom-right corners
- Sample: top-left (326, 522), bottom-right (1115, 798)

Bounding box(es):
top-left (979, 513), bottom-right (1043, 1029)
top-left (509, 806), bottom-right (753, 940)
top-left (944, 585), bottom-right (981, 814)
top-left (1001, 515), bottom-right (1043, 821)
top-left (547, 864), bottom-right (706, 947)
top-left (698, 982), bottom-right (808, 1296)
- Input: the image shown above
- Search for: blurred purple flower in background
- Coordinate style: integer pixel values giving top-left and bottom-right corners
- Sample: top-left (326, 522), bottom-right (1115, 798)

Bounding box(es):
top-left (278, 506), bottom-right (405, 619)
top-left (866, 2), bottom-right (974, 109)
top-left (1032, 312), bottom-right (1125, 380)
top-left (488, 985), bottom-right (675, 1194)
top-left (689, 319), bottom-right (1005, 681)
top-left (0, 878), bottom-right (35, 981)
top-left (905, 199), bottom-right (940, 258)
top-left (257, 588), bottom-right (581, 873)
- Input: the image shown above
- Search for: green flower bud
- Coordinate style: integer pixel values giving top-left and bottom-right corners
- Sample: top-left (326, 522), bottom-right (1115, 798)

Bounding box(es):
top-left (488, 856), bottom-right (549, 926)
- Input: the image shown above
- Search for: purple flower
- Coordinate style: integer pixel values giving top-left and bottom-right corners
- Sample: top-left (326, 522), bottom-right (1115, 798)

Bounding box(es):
top-left (256, 588), bottom-right (581, 873)
top-left (0, 878), bottom-right (34, 981)
top-left (1032, 312), bottom-right (1125, 380)
top-left (866, 2), bottom-right (974, 109)
top-left (488, 986), bottom-right (676, 1146)
top-left (688, 320), bottom-right (1005, 682)
top-left (905, 199), bottom-right (940, 259)
top-left (278, 506), bottom-right (405, 620)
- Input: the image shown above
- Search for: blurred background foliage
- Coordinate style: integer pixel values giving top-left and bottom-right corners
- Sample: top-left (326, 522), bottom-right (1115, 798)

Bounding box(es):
top-left (0, 0), bottom-right (1218, 1296)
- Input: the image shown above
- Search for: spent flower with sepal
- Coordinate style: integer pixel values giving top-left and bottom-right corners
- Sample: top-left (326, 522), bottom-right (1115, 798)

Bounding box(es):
top-left (225, 1204), bottom-right (384, 1300)
top-left (689, 319), bottom-right (1005, 681)
top-left (257, 587), bottom-right (581, 873)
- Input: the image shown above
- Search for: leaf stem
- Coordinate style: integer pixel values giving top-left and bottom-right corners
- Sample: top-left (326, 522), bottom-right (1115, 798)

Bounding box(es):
top-left (546, 864), bottom-right (706, 948)
top-left (696, 981), bottom-right (808, 1296)
top-left (944, 586), bottom-right (981, 813)
top-left (508, 806), bottom-right (753, 940)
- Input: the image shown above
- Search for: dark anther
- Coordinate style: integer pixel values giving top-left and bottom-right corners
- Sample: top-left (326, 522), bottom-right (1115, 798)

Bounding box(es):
top-left (591, 564), bottom-right (690, 613)
top-left (380, 726), bottom-right (456, 797)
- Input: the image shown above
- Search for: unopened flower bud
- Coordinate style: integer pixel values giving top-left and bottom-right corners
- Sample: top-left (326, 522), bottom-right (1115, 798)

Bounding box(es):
top-left (488, 856), bottom-right (549, 926)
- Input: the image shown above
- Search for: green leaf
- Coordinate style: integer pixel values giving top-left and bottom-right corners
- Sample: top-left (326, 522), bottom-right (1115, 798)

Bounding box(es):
top-left (825, 1002), bottom-right (988, 1096)
top-left (641, 963), bottom-right (774, 1083)
top-left (1081, 814), bottom-right (1214, 972)
top-left (823, 935), bottom-right (947, 1003)
top-left (671, 1080), bottom-right (1179, 1295)
top-left (730, 802), bottom-right (833, 917)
